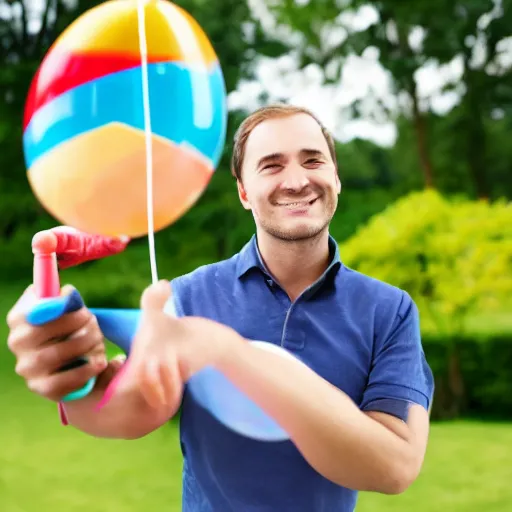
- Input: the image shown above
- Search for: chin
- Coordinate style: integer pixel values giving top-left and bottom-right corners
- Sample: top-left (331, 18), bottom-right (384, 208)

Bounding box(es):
top-left (266, 220), bottom-right (328, 242)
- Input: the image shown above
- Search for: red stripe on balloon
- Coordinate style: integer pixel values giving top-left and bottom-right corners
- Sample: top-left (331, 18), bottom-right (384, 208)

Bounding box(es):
top-left (23, 51), bottom-right (175, 130)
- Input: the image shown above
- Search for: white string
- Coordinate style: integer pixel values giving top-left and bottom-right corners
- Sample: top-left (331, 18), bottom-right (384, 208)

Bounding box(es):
top-left (137, 0), bottom-right (159, 285)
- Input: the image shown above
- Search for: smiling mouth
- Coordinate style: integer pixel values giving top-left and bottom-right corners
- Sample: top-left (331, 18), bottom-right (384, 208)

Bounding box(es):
top-left (277, 198), bottom-right (318, 208)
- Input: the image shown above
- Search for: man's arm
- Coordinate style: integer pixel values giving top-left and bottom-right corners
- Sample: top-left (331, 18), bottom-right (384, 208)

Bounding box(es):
top-left (121, 281), bottom-right (432, 491)
top-left (62, 357), bottom-right (177, 440)
top-left (215, 338), bottom-right (430, 494)
top-left (26, 227), bottom-right (162, 438)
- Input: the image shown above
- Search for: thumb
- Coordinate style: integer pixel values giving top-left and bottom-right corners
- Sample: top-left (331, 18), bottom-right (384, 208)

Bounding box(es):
top-left (60, 284), bottom-right (76, 296)
top-left (110, 353), bottom-right (127, 371)
top-left (141, 279), bottom-right (172, 311)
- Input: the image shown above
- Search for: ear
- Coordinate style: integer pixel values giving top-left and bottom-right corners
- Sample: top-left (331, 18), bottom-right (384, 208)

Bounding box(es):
top-left (237, 179), bottom-right (252, 210)
top-left (335, 171), bottom-right (342, 194)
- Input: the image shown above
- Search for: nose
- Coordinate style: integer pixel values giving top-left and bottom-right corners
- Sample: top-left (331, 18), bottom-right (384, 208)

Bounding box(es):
top-left (280, 163), bottom-right (310, 193)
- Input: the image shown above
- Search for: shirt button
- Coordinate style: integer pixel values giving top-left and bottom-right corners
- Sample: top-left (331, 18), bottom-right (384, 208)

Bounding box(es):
top-left (267, 279), bottom-right (274, 287)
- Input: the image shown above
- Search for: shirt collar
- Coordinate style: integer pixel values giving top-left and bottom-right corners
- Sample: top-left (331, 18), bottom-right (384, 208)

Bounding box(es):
top-left (236, 234), bottom-right (342, 281)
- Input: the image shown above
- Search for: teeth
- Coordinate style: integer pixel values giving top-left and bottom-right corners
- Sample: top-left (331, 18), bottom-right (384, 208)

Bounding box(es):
top-left (278, 199), bottom-right (316, 207)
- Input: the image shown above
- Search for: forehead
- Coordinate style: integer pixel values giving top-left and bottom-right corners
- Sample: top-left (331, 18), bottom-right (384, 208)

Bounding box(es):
top-left (244, 113), bottom-right (330, 162)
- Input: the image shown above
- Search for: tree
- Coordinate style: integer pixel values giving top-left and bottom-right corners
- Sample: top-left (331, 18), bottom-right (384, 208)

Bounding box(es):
top-left (265, 0), bottom-right (437, 187)
top-left (421, 0), bottom-right (512, 199)
top-left (0, 0), bottom-right (270, 278)
top-left (262, 0), bottom-right (512, 198)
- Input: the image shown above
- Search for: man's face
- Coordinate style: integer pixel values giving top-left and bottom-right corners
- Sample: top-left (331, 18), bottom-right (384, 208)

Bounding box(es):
top-left (238, 113), bottom-right (341, 242)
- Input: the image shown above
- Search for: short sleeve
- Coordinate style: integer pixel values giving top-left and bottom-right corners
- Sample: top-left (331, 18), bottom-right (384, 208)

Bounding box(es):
top-left (360, 291), bottom-right (434, 422)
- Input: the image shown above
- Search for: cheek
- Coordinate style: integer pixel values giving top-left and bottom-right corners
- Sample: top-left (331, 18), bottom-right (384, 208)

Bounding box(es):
top-left (310, 174), bottom-right (336, 193)
top-left (324, 170), bottom-right (340, 191)
top-left (244, 184), bottom-right (272, 211)
top-left (251, 181), bottom-right (276, 203)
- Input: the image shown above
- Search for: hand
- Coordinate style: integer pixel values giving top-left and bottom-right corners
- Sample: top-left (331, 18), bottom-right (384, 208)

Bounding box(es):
top-left (6, 285), bottom-right (108, 402)
top-left (111, 280), bottom-right (241, 411)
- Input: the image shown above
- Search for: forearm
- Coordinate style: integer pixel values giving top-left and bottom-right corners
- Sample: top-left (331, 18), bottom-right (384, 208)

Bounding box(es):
top-left (63, 366), bottom-right (176, 440)
top-left (216, 335), bottom-right (419, 493)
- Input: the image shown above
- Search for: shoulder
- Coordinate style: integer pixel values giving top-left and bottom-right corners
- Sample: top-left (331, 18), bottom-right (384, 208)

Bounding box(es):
top-left (339, 265), bottom-right (417, 338)
top-left (341, 265), bottom-right (412, 310)
top-left (169, 253), bottom-right (240, 314)
top-left (172, 256), bottom-right (236, 291)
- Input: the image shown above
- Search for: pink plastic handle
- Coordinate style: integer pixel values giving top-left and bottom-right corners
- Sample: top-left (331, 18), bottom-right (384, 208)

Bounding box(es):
top-left (33, 252), bottom-right (60, 299)
top-left (32, 231), bottom-right (60, 299)
top-left (31, 232), bottom-right (66, 424)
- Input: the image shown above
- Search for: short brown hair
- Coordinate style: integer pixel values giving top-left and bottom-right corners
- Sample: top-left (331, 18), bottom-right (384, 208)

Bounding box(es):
top-left (230, 104), bottom-right (337, 181)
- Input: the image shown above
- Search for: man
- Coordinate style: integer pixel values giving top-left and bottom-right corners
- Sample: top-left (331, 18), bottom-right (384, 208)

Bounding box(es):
top-left (6, 104), bottom-right (434, 511)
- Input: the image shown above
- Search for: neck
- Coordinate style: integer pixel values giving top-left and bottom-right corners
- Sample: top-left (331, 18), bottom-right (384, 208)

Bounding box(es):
top-left (256, 228), bottom-right (332, 301)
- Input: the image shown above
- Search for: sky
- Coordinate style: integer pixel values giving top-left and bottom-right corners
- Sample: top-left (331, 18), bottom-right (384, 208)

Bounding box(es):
top-left (5, 0), bottom-right (511, 148)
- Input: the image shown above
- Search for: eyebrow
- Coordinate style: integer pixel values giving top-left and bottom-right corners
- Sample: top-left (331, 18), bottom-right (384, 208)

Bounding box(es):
top-left (256, 152), bottom-right (285, 169)
top-left (256, 149), bottom-right (325, 169)
top-left (300, 148), bottom-right (325, 159)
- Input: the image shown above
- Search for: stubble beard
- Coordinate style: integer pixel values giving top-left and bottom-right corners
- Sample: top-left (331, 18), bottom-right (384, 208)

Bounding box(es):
top-left (258, 195), bottom-right (337, 243)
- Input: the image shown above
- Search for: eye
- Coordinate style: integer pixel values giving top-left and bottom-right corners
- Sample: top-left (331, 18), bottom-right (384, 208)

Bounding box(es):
top-left (304, 159), bottom-right (322, 167)
top-left (262, 164), bottom-right (281, 171)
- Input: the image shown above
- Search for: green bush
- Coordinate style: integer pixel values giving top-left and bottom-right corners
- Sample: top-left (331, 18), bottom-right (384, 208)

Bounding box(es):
top-left (339, 189), bottom-right (512, 417)
top-left (424, 334), bottom-right (512, 420)
top-left (339, 189), bottom-right (512, 335)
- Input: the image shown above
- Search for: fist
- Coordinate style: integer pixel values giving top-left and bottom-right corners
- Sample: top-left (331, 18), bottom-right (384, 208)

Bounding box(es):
top-left (100, 280), bottom-right (235, 412)
top-left (6, 286), bottom-right (108, 402)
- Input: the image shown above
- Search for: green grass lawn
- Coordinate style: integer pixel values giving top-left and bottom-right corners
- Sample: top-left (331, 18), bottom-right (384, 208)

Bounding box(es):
top-left (357, 421), bottom-right (512, 512)
top-left (1, 282), bottom-right (512, 511)
top-left (2, 383), bottom-right (512, 512)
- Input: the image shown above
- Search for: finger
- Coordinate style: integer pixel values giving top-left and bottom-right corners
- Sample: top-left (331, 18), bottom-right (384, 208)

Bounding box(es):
top-left (94, 355), bottom-right (127, 389)
top-left (162, 355), bottom-right (183, 408)
top-left (26, 287), bottom-right (85, 326)
top-left (7, 282), bottom-right (81, 330)
top-left (110, 354), bottom-right (127, 371)
top-left (56, 337), bottom-right (107, 374)
top-left (139, 359), bottom-right (167, 408)
top-left (140, 280), bottom-right (172, 312)
top-left (7, 306), bottom-right (92, 355)
top-left (6, 285), bottom-right (36, 329)
top-left (15, 316), bottom-right (106, 379)
top-left (95, 358), bottom-right (131, 411)
top-left (27, 363), bottom-right (103, 402)
top-left (15, 336), bottom-right (106, 381)
top-left (60, 284), bottom-right (76, 296)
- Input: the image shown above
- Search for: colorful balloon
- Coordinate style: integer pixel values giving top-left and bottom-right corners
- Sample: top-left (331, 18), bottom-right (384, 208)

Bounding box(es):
top-left (23, 0), bottom-right (290, 442)
top-left (23, 0), bottom-right (227, 238)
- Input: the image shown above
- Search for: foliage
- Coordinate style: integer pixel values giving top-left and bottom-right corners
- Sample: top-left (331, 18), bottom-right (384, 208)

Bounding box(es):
top-left (420, 0), bottom-right (512, 199)
top-left (423, 334), bottom-right (512, 420)
top-left (339, 189), bottom-right (512, 335)
top-left (0, 0), bottom-right (268, 279)
top-left (264, 0), bottom-right (512, 198)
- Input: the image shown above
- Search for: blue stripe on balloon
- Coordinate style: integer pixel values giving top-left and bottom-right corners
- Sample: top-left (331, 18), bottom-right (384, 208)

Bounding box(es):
top-left (23, 61), bottom-right (227, 169)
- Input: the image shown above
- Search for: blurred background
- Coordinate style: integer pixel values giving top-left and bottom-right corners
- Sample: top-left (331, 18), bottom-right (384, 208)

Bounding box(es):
top-left (1, 0), bottom-right (511, 510)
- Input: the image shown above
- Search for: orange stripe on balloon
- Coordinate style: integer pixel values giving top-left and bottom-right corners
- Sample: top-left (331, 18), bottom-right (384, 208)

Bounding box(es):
top-left (23, 51), bottom-right (177, 129)
top-left (27, 122), bottom-right (213, 238)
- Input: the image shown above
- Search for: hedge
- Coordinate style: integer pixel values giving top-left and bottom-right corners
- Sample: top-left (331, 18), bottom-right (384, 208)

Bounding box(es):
top-left (424, 334), bottom-right (512, 421)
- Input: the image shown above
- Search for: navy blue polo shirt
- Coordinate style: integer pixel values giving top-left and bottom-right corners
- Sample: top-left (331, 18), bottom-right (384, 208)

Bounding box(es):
top-left (171, 234), bottom-right (434, 512)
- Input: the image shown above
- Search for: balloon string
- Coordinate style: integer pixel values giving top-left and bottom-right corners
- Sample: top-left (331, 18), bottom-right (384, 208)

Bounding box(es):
top-left (137, 0), bottom-right (159, 285)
